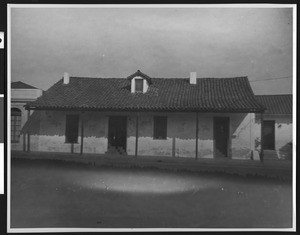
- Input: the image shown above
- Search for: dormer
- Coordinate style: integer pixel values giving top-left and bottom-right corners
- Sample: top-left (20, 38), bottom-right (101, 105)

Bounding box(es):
top-left (127, 70), bottom-right (152, 94)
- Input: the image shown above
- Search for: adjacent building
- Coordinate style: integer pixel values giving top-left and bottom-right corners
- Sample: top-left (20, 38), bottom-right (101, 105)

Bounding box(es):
top-left (255, 94), bottom-right (292, 159)
top-left (11, 81), bottom-right (43, 151)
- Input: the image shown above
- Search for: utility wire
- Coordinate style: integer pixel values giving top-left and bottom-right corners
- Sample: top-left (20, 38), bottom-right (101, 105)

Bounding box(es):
top-left (249, 76), bottom-right (292, 82)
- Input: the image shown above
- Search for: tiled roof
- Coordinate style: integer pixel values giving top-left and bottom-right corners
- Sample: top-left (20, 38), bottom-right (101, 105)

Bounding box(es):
top-left (255, 95), bottom-right (292, 114)
top-left (11, 81), bottom-right (38, 89)
top-left (25, 73), bottom-right (265, 112)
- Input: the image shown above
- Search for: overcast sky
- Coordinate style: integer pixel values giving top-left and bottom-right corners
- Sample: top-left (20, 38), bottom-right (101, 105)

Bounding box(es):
top-left (10, 6), bottom-right (293, 94)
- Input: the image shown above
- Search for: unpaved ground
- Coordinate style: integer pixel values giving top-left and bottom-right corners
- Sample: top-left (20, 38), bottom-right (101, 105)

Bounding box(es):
top-left (10, 158), bottom-right (292, 229)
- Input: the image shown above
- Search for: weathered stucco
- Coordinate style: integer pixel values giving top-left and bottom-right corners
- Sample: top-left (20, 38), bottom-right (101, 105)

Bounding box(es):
top-left (20, 110), bottom-right (264, 160)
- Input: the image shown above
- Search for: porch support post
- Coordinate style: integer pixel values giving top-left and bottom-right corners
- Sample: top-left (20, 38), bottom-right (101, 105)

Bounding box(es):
top-left (195, 111), bottom-right (199, 160)
top-left (260, 112), bottom-right (264, 162)
top-left (135, 114), bottom-right (139, 157)
top-left (27, 109), bottom-right (30, 152)
top-left (80, 112), bottom-right (84, 155)
top-left (23, 133), bottom-right (26, 152)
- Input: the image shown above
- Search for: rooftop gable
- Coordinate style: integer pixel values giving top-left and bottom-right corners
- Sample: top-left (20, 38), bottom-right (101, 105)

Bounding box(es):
top-left (126, 70), bottom-right (152, 85)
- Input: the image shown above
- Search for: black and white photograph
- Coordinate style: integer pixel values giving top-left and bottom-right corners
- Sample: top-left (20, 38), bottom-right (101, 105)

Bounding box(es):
top-left (7, 4), bottom-right (296, 232)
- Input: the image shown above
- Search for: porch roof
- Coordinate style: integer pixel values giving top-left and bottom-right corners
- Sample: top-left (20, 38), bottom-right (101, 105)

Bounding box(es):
top-left (255, 94), bottom-right (292, 115)
top-left (25, 75), bottom-right (265, 113)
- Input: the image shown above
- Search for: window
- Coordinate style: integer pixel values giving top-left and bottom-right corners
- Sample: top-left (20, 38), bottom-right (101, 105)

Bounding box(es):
top-left (11, 108), bottom-right (22, 143)
top-left (65, 115), bottom-right (79, 143)
top-left (135, 79), bottom-right (143, 92)
top-left (153, 116), bottom-right (167, 139)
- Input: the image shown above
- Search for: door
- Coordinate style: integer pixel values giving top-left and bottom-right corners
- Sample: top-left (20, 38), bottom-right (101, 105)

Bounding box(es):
top-left (214, 117), bottom-right (230, 158)
top-left (108, 116), bottom-right (127, 152)
top-left (263, 120), bottom-right (275, 150)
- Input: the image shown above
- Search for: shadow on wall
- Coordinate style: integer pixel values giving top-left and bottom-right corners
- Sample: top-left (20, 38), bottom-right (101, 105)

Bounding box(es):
top-left (21, 111), bottom-right (108, 138)
top-left (129, 114), bottom-right (247, 141)
top-left (230, 113), bottom-right (249, 138)
top-left (22, 111), bottom-right (66, 136)
top-left (21, 111), bottom-right (41, 135)
top-left (128, 115), bottom-right (203, 140)
top-left (22, 111), bottom-right (252, 145)
top-left (255, 114), bottom-right (292, 125)
top-left (278, 142), bottom-right (292, 160)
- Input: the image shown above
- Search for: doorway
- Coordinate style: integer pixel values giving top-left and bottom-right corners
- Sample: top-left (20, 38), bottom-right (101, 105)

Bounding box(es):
top-left (214, 117), bottom-right (230, 158)
top-left (262, 120), bottom-right (275, 150)
top-left (108, 116), bottom-right (127, 154)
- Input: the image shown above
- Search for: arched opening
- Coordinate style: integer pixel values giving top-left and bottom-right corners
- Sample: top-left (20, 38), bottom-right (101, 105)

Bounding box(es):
top-left (11, 108), bottom-right (22, 143)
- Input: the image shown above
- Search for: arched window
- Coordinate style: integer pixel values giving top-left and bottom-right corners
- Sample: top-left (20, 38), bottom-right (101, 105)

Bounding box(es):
top-left (11, 108), bottom-right (22, 143)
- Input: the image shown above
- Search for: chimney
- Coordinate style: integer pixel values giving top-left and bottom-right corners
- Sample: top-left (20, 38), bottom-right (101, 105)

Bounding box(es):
top-left (190, 72), bottom-right (197, 84)
top-left (63, 72), bottom-right (70, 84)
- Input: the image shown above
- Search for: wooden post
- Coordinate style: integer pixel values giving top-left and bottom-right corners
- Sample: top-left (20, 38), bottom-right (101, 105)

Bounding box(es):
top-left (23, 134), bottom-right (26, 152)
top-left (260, 112), bottom-right (264, 162)
top-left (172, 137), bottom-right (175, 157)
top-left (27, 110), bottom-right (30, 152)
top-left (80, 112), bottom-right (84, 155)
top-left (195, 112), bottom-right (199, 160)
top-left (27, 132), bottom-right (30, 152)
top-left (135, 115), bottom-right (139, 157)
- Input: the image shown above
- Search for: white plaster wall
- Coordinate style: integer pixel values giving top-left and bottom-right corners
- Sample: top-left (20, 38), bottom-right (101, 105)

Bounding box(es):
top-left (38, 111), bottom-right (71, 152)
top-left (127, 112), bottom-right (255, 159)
top-left (196, 113), bottom-right (256, 160)
top-left (170, 114), bottom-right (196, 158)
top-left (127, 116), bottom-right (136, 155)
top-left (230, 113), bottom-right (255, 160)
top-left (36, 111), bottom-right (109, 153)
top-left (197, 115), bottom-right (214, 158)
top-left (127, 112), bottom-right (196, 158)
top-left (81, 112), bottom-right (108, 154)
top-left (25, 110), bottom-right (257, 160)
top-left (11, 89), bottom-right (43, 101)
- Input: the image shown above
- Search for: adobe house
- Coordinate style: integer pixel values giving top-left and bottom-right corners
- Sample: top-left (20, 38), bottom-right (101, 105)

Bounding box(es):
top-left (11, 81), bottom-right (43, 151)
top-left (254, 95), bottom-right (292, 160)
top-left (21, 70), bottom-right (267, 160)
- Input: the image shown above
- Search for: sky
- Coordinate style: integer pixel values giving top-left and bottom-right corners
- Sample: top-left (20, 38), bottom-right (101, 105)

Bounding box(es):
top-left (10, 6), bottom-right (293, 95)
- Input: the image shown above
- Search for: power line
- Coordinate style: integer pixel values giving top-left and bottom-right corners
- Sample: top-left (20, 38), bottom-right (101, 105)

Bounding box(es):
top-left (249, 76), bottom-right (293, 82)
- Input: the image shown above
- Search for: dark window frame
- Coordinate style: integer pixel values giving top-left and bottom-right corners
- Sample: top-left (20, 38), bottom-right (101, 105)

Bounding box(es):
top-left (135, 78), bottom-right (144, 93)
top-left (11, 108), bottom-right (22, 143)
top-left (153, 116), bottom-right (167, 140)
top-left (65, 114), bottom-right (79, 143)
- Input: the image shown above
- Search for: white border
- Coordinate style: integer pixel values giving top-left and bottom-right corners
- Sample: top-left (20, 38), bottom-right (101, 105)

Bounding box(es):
top-left (7, 4), bottom-right (296, 233)
top-left (6, 4), bottom-right (297, 8)
top-left (7, 4), bottom-right (11, 231)
top-left (292, 4), bottom-right (297, 232)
